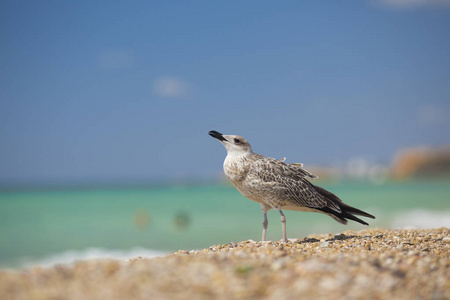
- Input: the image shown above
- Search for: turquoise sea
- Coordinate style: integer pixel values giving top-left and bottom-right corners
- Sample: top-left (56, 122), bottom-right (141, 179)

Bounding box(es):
top-left (1, 180), bottom-right (449, 269)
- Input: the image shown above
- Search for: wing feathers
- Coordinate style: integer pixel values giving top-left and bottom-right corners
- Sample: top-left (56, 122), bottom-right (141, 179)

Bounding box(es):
top-left (251, 155), bottom-right (335, 210)
top-left (246, 154), bottom-right (374, 226)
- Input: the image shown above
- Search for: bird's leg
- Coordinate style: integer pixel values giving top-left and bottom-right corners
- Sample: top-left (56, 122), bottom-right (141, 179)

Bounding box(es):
top-left (278, 209), bottom-right (287, 243)
top-left (260, 204), bottom-right (269, 242)
top-left (262, 212), bottom-right (268, 241)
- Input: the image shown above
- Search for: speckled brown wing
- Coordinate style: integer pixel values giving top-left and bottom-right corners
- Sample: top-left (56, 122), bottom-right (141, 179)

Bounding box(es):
top-left (252, 154), bottom-right (318, 179)
top-left (250, 154), bottom-right (341, 212)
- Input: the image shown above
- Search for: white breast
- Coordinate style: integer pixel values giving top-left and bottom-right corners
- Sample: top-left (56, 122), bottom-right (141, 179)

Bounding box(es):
top-left (223, 154), bottom-right (249, 182)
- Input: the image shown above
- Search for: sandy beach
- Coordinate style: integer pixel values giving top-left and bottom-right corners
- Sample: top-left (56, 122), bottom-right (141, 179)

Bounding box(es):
top-left (1, 228), bottom-right (448, 300)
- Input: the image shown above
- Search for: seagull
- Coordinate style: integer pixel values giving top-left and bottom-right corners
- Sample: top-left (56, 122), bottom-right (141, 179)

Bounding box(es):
top-left (209, 130), bottom-right (375, 243)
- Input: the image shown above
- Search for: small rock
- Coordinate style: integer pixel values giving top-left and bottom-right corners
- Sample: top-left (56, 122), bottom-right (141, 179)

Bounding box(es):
top-left (320, 242), bottom-right (330, 248)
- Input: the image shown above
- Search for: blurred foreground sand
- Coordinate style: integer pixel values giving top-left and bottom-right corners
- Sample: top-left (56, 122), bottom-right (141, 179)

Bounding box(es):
top-left (1, 228), bottom-right (448, 300)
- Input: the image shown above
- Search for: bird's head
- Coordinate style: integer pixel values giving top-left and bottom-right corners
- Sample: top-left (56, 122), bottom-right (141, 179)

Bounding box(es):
top-left (209, 130), bottom-right (252, 156)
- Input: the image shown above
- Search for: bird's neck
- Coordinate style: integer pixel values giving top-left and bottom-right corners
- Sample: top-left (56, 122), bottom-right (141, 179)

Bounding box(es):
top-left (225, 150), bottom-right (252, 159)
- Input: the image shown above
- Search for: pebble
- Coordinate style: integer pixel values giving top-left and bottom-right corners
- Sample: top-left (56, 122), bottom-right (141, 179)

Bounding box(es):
top-left (320, 241), bottom-right (330, 247)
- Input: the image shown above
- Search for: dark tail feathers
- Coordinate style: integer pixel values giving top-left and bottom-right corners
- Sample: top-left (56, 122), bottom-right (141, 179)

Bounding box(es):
top-left (311, 184), bottom-right (375, 226)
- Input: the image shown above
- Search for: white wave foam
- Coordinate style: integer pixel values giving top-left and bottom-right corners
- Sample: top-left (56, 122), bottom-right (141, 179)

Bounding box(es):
top-left (390, 209), bottom-right (450, 229)
top-left (19, 247), bottom-right (168, 269)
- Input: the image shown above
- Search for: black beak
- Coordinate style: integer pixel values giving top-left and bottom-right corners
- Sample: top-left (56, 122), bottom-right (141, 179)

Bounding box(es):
top-left (209, 130), bottom-right (227, 142)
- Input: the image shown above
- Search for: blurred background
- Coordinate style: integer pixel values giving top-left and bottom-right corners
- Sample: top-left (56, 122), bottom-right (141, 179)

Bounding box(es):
top-left (1, 0), bottom-right (449, 268)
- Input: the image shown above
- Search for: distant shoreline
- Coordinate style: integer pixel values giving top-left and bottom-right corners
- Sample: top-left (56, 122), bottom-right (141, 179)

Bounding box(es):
top-left (1, 176), bottom-right (449, 193)
top-left (1, 228), bottom-right (448, 300)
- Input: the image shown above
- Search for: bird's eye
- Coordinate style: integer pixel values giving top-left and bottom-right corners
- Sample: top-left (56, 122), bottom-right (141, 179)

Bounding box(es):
top-left (234, 138), bottom-right (240, 144)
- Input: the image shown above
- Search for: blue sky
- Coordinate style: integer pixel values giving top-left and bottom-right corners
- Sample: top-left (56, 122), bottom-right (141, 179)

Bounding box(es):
top-left (1, 0), bottom-right (450, 186)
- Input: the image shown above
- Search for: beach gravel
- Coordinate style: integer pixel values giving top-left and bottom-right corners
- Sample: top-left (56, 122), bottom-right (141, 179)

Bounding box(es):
top-left (1, 228), bottom-right (449, 300)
